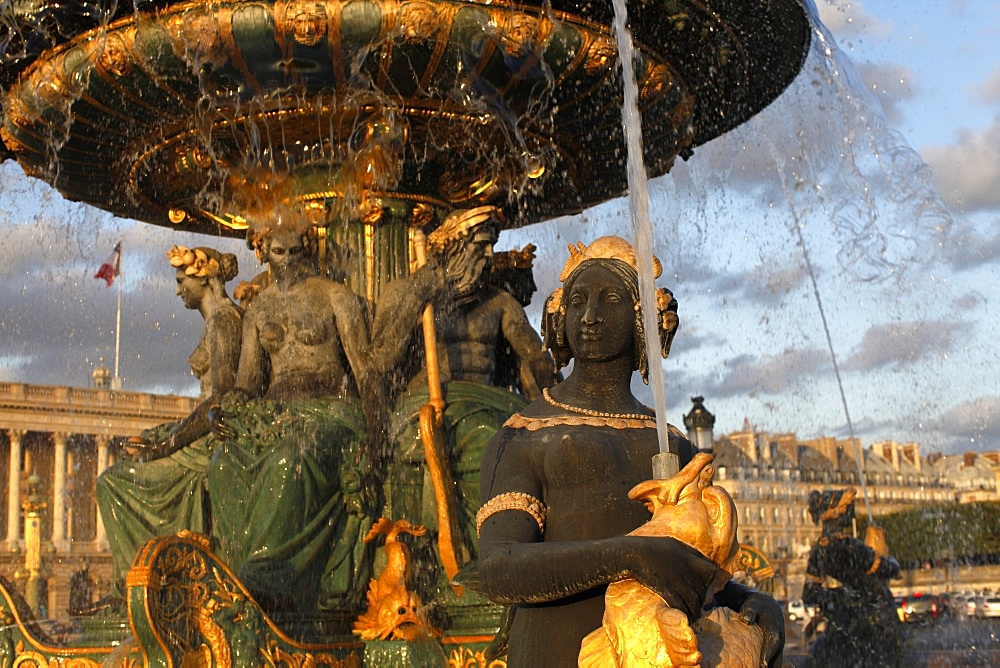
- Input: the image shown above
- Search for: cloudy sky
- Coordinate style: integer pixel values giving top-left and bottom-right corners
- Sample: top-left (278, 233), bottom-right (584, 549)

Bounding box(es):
top-left (1, 1), bottom-right (998, 455)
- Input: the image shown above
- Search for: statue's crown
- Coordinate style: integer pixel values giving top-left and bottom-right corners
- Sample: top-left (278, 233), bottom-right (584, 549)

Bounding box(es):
top-left (559, 236), bottom-right (662, 282)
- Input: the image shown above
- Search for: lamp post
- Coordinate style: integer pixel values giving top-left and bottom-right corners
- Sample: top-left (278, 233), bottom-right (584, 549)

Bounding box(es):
top-left (684, 396), bottom-right (716, 452)
top-left (20, 471), bottom-right (50, 617)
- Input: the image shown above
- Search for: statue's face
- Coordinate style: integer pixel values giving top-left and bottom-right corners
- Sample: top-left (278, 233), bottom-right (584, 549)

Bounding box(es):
top-left (175, 268), bottom-right (206, 310)
top-left (448, 228), bottom-right (497, 300)
top-left (264, 227), bottom-right (308, 274)
top-left (564, 263), bottom-right (635, 362)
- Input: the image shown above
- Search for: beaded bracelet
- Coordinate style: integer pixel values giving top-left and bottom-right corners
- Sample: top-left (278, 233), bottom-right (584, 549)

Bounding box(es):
top-left (476, 491), bottom-right (547, 536)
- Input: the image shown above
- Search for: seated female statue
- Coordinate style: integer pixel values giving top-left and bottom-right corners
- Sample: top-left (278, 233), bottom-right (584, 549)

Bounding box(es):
top-left (97, 245), bottom-right (242, 590)
top-left (476, 236), bottom-right (784, 666)
top-left (205, 210), bottom-right (378, 615)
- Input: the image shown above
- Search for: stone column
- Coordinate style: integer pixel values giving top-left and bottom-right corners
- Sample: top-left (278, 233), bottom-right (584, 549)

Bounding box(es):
top-left (6, 429), bottom-right (26, 547)
top-left (94, 436), bottom-right (109, 548)
top-left (51, 432), bottom-right (68, 551)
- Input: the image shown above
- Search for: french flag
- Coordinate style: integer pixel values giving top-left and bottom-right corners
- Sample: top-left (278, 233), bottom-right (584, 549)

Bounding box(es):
top-left (94, 241), bottom-right (121, 287)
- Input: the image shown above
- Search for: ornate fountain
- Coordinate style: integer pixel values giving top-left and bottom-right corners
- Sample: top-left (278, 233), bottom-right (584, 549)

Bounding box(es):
top-left (0, 0), bottom-right (811, 665)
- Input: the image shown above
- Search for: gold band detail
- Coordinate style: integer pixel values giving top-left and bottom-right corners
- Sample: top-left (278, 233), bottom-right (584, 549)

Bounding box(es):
top-left (866, 555), bottom-right (882, 575)
top-left (126, 566), bottom-right (154, 588)
top-left (504, 413), bottom-right (656, 431)
top-left (476, 492), bottom-right (547, 536)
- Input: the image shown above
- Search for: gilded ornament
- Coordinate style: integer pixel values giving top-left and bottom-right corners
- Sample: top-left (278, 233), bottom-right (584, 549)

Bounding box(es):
top-left (426, 206), bottom-right (500, 252)
top-left (97, 32), bottom-right (133, 77)
top-left (499, 13), bottom-right (543, 59)
top-left (398, 1), bottom-right (441, 44)
top-left (476, 491), bottom-right (547, 535)
top-left (641, 63), bottom-right (673, 101)
top-left (559, 236), bottom-right (663, 282)
top-left (491, 243), bottom-right (536, 270)
top-left (285, 0), bottom-right (328, 47)
top-left (164, 12), bottom-right (228, 70)
top-left (579, 454), bottom-right (766, 667)
top-left (410, 202), bottom-right (436, 229)
top-left (167, 245), bottom-right (222, 278)
top-left (584, 35), bottom-right (617, 76)
top-left (447, 647), bottom-right (507, 668)
top-left (352, 518), bottom-right (442, 641)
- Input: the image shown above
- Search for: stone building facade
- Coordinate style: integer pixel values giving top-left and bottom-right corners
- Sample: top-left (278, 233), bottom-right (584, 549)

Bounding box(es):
top-left (3, 384), bottom-right (996, 616)
top-left (0, 379), bottom-right (196, 617)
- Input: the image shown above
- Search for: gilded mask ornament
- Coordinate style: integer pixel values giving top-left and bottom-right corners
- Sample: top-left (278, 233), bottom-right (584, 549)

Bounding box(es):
top-left (165, 12), bottom-right (228, 70)
top-left (97, 32), bottom-right (134, 77)
top-left (642, 63), bottom-right (673, 101)
top-left (584, 35), bottom-right (617, 76)
top-left (499, 13), bottom-right (544, 59)
top-left (397, 1), bottom-right (441, 44)
top-left (285, 0), bottom-right (328, 47)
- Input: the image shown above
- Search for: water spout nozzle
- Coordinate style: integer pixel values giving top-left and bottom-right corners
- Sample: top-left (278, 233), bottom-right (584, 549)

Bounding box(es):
top-left (652, 452), bottom-right (679, 480)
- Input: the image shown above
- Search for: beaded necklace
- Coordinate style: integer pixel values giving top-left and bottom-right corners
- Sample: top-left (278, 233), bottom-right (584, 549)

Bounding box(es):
top-left (542, 387), bottom-right (652, 421)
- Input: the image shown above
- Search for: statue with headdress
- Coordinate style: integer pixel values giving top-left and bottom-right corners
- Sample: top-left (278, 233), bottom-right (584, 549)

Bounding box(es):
top-left (802, 488), bottom-right (902, 667)
top-left (367, 206), bottom-right (557, 602)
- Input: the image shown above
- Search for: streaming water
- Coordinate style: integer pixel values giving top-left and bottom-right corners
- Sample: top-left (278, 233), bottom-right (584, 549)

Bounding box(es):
top-left (609, 0), bottom-right (672, 457)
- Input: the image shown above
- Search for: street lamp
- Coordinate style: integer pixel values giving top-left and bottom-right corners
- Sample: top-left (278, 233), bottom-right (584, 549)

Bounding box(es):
top-left (684, 396), bottom-right (716, 452)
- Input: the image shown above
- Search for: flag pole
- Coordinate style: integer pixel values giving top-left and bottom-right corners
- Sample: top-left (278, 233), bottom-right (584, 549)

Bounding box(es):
top-left (113, 240), bottom-right (122, 390)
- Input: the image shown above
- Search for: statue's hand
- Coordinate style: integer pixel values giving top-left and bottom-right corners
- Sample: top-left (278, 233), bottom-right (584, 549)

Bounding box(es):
top-left (208, 404), bottom-right (235, 441)
top-left (627, 536), bottom-right (717, 622)
top-left (122, 436), bottom-right (148, 460)
top-left (738, 591), bottom-right (784, 668)
top-left (124, 434), bottom-right (177, 462)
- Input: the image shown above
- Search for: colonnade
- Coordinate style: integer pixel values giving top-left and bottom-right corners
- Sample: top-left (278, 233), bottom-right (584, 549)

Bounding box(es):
top-left (3, 428), bottom-right (115, 552)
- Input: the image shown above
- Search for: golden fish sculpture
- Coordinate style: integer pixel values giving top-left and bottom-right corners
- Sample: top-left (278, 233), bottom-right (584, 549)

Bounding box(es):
top-left (579, 453), bottom-right (764, 667)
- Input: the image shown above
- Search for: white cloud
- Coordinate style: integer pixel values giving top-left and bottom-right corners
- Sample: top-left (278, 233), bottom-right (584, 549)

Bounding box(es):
top-left (922, 115), bottom-right (1000, 211)
top-left (814, 1), bottom-right (894, 40)
top-left (842, 320), bottom-right (967, 371)
top-left (970, 64), bottom-right (1000, 104)
top-left (853, 61), bottom-right (919, 125)
top-left (930, 395), bottom-right (1000, 447)
top-left (704, 348), bottom-right (830, 398)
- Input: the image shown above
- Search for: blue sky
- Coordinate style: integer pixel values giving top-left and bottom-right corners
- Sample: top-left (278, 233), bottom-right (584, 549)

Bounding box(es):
top-left (1, 0), bottom-right (998, 455)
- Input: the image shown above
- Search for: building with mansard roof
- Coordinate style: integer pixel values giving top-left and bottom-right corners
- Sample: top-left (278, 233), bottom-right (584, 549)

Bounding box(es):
top-left (680, 398), bottom-right (998, 601)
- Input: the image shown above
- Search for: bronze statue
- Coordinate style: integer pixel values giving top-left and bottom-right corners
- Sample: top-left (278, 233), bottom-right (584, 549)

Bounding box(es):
top-left (204, 210), bottom-right (380, 614)
top-left (475, 237), bottom-right (784, 667)
top-left (96, 245), bottom-right (242, 596)
top-left (368, 207), bottom-right (556, 590)
top-left (802, 488), bottom-right (902, 667)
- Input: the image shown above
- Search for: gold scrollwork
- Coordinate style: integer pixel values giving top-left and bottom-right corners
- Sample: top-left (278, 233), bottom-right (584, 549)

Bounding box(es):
top-left (446, 647), bottom-right (507, 668)
top-left (285, 0), bottom-right (328, 47)
top-left (263, 637), bottom-right (361, 666)
top-left (7, 640), bottom-right (108, 667)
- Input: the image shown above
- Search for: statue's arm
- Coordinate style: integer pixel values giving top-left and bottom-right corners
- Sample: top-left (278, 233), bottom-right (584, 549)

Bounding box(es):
top-left (234, 309), bottom-right (267, 397)
top-left (368, 263), bottom-right (445, 374)
top-left (476, 431), bottom-right (716, 619)
top-left (332, 286), bottom-right (373, 392)
top-left (128, 309), bottom-right (243, 461)
top-left (206, 308), bottom-right (242, 396)
top-left (497, 293), bottom-right (556, 398)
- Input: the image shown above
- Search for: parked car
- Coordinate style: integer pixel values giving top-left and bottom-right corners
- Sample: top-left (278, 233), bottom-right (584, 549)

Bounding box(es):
top-left (976, 596), bottom-right (1000, 618)
top-left (787, 599), bottom-right (818, 621)
top-left (895, 592), bottom-right (938, 623)
top-left (949, 592), bottom-right (977, 618)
